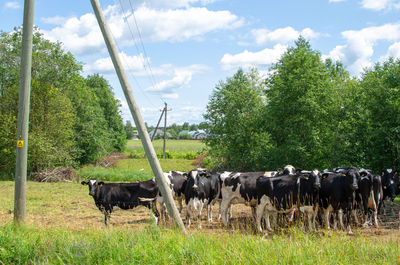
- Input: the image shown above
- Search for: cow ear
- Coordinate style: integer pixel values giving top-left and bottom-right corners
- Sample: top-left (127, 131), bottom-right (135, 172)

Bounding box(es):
top-left (98, 181), bottom-right (104, 186)
top-left (183, 173), bottom-right (188, 177)
top-left (322, 173), bottom-right (328, 179)
top-left (381, 170), bottom-right (385, 175)
top-left (395, 170), bottom-right (398, 176)
top-left (295, 168), bottom-right (302, 174)
top-left (81, 181), bottom-right (89, 185)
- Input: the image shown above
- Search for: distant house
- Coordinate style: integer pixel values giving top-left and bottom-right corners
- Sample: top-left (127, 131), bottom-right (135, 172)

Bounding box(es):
top-left (178, 129), bottom-right (208, 139)
top-left (192, 129), bottom-right (207, 139)
top-left (149, 129), bottom-right (172, 139)
top-left (132, 130), bottom-right (139, 140)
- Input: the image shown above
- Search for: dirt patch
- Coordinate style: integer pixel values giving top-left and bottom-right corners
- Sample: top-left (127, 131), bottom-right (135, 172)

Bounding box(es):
top-left (95, 151), bottom-right (129, 168)
top-left (33, 167), bottom-right (77, 182)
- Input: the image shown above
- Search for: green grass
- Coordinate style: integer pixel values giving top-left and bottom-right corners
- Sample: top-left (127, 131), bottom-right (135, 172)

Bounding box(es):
top-left (78, 139), bottom-right (204, 182)
top-left (78, 158), bottom-right (196, 182)
top-left (1, 181), bottom-right (400, 264)
top-left (0, 224), bottom-right (399, 265)
top-left (126, 139), bottom-right (206, 159)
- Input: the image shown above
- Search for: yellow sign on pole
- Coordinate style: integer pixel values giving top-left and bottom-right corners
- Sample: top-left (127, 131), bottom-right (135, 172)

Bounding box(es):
top-left (17, 140), bottom-right (24, 148)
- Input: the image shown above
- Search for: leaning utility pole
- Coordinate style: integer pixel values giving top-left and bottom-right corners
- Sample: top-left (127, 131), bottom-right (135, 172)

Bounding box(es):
top-left (14, 0), bottom-right (35, 225)
top-left (90, 0), bottom-right (186, 234)
top-left (151, 106), bottom-right (165, 142)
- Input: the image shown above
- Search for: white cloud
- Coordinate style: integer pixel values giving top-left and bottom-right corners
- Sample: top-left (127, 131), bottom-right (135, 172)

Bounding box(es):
top-left (130, 6), bottom-right (243, 42)
top-left (5, 1), bottom-right (20, 9)
top-left (41, 13), bottom-right (105, 55)
top-left (326, 23), bottom-right (400, 75)
top-left (220, 44), bottom-right (288, 70)
top-left (360, 0), bottom-right (400, 11)
top-left (251, 27), bottom-right (320, 46)
top-left (41, 4), bottom-right (243, 55)
top-left (146, 69), bottom-right (193, 95)
top-left (85, 52), bottom-right (147, 74)
top-left (383, 42), bottom-right (400, 59)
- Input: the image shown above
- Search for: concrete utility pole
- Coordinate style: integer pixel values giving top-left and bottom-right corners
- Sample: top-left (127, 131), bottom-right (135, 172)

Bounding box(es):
top-left (163, 103), bottom-right (167, 159)
top-left (14, 0), bottom-right (35, 225)
top-left (90, 0), bottom-right (186, 234)
top-left (151, 106), bottom-right (165, 142)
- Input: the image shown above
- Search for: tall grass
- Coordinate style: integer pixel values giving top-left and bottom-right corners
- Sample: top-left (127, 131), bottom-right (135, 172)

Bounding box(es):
top-left (0, 224), bottom-right (399, 264)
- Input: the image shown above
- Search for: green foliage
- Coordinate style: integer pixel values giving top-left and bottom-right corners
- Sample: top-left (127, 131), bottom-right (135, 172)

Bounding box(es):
top-left (359, 58), bottom-right (400, 170)
top-left (124, 120), bottom-right (136, 139)
top-left (0, 28), bottom-right (127, 178)
top-left (86, 74), bottom-right (126, 152)
top-left (204, 68), bottom-right (273, 171)
top-left (204, 37), bottom-right (400, 171)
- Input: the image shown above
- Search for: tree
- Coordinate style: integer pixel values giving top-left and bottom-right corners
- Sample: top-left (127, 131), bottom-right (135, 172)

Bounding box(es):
top-left (125, 120), bottom-right (135, 139)
top-left (204, 68), bottom-right (273, 171)
top-left (359, 58), bottom-right (400, 170)
top-left (86, 74), bottom-right (126, 151)
top-left (265, 37), bottom-right (337, 169)
top-left (0, 27), bottom-right (127, 177)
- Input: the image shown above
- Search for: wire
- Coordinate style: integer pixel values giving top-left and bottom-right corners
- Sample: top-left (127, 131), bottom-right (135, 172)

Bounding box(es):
top-left (116, 0), bottom-right (166, 105)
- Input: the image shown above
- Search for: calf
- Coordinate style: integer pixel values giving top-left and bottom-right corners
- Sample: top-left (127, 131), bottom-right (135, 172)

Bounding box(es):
top-left (81, 179), bottom-right (159, 227)
top-left (357, 169), bottom-right (382, 227)
top-left (319, 168), bottom-right (359, 233)
top-left (219, 171), bottom-right (264, 226)
top-left (157, 171), bottom-right (187, 220)
top-left (256, 170), bottom-right (320, 233)
top-left (184, 170), bottom-right (220, 227)
top-left (380, 169), bottom-right (400, 215)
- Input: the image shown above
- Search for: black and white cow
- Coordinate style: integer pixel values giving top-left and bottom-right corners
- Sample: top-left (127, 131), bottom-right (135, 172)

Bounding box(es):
top-left (255, 170), bottom-right (321, 233)
top-left (319, 168), bottom-right (359, 233)
top-left (219, 170), bottom-right (279, 226)
top-left (380, 169), bottom-right (400, 215)
top-left (184, 170), bottom-right (220, 227)
top-left (157, 171), bottom-right (187, 220)
top-left (356, 169), bottom-right (382, 227)
top-left (81, 179), bottom-right (159, 227)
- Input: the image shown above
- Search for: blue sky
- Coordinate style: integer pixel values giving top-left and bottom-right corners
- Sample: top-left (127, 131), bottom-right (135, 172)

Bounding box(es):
top-left (2, 0), bottom-right (400, 126)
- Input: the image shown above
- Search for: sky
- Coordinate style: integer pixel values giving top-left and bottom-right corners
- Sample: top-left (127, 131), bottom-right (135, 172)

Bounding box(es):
top-left (2, 0), bottom-right (400, 126)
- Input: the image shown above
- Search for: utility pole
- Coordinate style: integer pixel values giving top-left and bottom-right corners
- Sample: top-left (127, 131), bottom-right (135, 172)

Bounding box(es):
top-left (163, 103), bottom-right (167, 159)
top-left (151, 106), bottom-right (165, 142)
top-left (90, 0), bottom-right (186, 234)
top-left (14, 0), bottom-right (35, 225)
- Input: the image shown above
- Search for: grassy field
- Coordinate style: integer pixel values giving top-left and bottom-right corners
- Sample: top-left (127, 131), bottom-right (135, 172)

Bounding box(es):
top-left (1, 181), bottom-right (400, 264)
top-left (78, 140), bottom-right (206, 182)
top-left (2, 140), bottom-right (400, 264)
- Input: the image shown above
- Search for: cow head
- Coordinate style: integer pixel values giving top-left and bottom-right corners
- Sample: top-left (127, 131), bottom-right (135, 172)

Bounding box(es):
top-left (81, 179), bottom-right (104, 197)
top-left (381, 169), bottom-right (398, 199)
top-left (344, 168), bottom-right (359, 191)
top-left (299, 169), bottom-right (321, 189)
top-left (187, 170), bottom-right (207, 199)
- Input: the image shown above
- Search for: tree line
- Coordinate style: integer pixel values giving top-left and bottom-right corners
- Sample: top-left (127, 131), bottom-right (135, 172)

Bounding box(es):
top-left (0, 28), bottom-right (126, 179)
top-left (204, 37), bottom-right (400, 172)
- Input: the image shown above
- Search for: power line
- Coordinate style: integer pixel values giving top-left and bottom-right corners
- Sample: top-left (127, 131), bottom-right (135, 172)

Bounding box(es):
top-left (117, 0), bottom-right (166, 105)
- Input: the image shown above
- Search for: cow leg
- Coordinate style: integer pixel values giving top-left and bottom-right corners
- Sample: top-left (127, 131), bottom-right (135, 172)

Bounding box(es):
top-left (251, 206), bottom-right (257, 222)
top-left (312, 205), bottom-right (319, 231)
top-left (346, 210), bottom-right (353, 235)
top-left (373, 209), bottom-right (379, 228)
top-left (220, 198), bottom-right (232, 226)
top-left (151, 201), bottom-right (160, 225)
top-left (186, 207), bottom-right (191, 228)
top-left (323, 208), bottom-right (330, 230)
top-left (338, 210), bottom-right (345, 230)
top-left (207, 204), bottom-right (212, 222)
top-left (178, 197), bottom-right (183, 214)
top-left (256, 196), bottom-right (269, 233)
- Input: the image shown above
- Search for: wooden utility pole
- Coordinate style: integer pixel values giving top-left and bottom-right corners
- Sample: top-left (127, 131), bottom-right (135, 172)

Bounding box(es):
top-left (14, 0), bottom-right (35, 225)
top-left (90, 0), bottom-right (186, 234)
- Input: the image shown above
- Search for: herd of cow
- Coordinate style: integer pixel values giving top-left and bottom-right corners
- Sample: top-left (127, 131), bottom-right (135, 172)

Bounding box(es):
top-left (81, 166), bottom-right (400, 234)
